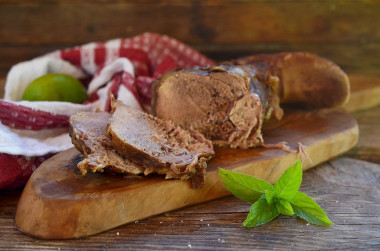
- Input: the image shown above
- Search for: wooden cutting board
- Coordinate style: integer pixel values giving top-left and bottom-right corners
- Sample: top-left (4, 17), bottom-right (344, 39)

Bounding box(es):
top-left (15, 109), bottom-right (358, 240)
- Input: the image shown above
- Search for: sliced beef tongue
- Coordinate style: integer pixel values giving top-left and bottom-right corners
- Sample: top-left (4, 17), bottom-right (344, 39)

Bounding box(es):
top-left (69, 112), bottom-right (144, 176)
top-left (69, 102), bottom-right (214, 188)
top-left (107, 101), bottom-right (215, 188)
top-left (151, 64), bottom-right (283, 149)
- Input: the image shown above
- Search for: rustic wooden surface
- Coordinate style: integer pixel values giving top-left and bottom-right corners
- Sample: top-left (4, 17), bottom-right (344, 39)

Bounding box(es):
top-left (15, 109), bottom-right (358, 239)
top-left (1, 91), bottom-right (380, 249)
top-left (343, 74), bottom-right (380, 112)
top-left (0, 0), bottom-right (379, 76)
top-left (0, 100), bottom-right (379, 249)
top-left (2, 158), bottom-right (380, 249)
top-left (346, 106), bottom-right (380, 164)
top-left (1, 0), bottom-right (380, 249)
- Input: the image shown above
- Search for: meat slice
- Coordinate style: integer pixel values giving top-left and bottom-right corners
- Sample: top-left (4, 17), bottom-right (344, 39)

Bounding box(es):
top-left (69, 112), bottom-right (144, 175)
top-left (107, 101), bottom-right (215, 188)
top-left (151, 65), bottom-right (282, 149)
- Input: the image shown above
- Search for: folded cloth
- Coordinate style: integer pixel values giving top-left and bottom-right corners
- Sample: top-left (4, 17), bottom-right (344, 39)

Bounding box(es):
top-left (0, 32), bottom-right (215, 189)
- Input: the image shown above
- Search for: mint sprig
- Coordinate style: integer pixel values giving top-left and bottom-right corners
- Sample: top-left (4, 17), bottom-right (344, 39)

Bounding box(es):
top-left (243, 197), bottom-right (279, 227)
top-left (219, 160), bottom-right (333, 227)
top-left (218, 168), bottom-right (272, 203)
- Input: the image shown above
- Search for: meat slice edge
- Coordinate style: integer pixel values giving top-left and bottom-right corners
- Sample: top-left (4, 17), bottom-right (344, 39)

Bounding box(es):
top-left (107, 101), bottom-right (215, 188)
top-left (69, 112), bottom-right (144, 175)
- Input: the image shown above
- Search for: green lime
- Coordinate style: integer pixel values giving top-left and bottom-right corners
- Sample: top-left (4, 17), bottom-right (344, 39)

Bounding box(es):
top-left (22, 73), bottom-right (88, 103)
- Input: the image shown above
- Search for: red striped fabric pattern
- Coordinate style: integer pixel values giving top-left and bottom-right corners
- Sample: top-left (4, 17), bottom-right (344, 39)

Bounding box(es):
top-left (0, 32), bottom-right (215, 189)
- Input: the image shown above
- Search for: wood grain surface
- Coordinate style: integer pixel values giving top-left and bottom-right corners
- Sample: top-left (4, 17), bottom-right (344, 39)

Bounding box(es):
top-left (1, 0), bottom-right (380, 248)
top-left (0, 0), bottom-right (379, 76)
top-left (14, 109), bottom-right (358, 239)
top-left (2, 157), bottom-right (380, 249)
top-left (346, 106), bottom-right (380, 165)
top-left (1, 91), bottom-right (379, 249)
top-left (343, 74), bottom-right (380, 112)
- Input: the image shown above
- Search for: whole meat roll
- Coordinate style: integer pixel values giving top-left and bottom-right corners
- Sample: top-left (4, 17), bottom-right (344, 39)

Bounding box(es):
top-left (152, 53), bottom-right (350, 149)
top-left (231, 52), bottom-right (350, 109)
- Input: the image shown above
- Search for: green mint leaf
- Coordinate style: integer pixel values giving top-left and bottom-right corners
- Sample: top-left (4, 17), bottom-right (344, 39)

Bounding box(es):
top-left (243, 195), bottom-right (279, 227)
top-left (219, 168), bottom-right (272, 203)
top-left (273, 160), bottom-right (302, 201)
top-left (290, 192), bottom-right (333, 226)
top-left (275, 199), bottom-right (294, 216)
top-left (265, 189), bottom-right (276, 204)
top-left (220, 161), bottom-right (333, 228)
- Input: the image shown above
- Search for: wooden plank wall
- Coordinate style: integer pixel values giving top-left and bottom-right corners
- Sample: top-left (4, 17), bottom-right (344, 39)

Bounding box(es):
top-left (0, 0), bottom-right (379, 76)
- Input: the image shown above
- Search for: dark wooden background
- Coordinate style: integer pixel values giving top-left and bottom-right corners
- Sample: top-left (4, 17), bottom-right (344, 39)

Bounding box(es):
top-left (0, 0), bottom-right (379, 76)
top-left (1, 0), bottom-right (380, 250)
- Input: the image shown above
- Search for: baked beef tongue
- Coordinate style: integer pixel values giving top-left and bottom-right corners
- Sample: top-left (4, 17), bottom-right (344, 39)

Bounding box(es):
top-left (151, 65), bottom-right (283, 149)
top-left (69, 112), bottom-right (144, 176)
top-left (107, 102), bottom-right (215, 188)
top-left (231, 52), bottom-right (350, 109)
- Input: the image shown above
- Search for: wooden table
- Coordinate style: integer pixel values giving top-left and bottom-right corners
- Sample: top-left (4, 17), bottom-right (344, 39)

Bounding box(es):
top-left (1, 1), bottom-right (380, 249)
top-left (0, 84), bottom-right (379, 250)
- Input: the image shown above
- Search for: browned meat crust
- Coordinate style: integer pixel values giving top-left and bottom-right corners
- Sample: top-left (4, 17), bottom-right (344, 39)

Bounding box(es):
top-left (231, 52), bottom-right (350, 109)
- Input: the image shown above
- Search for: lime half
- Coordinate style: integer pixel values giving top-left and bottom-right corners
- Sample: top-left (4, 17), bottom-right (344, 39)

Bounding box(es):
top-left (22, 73), bottom-right (88, 103)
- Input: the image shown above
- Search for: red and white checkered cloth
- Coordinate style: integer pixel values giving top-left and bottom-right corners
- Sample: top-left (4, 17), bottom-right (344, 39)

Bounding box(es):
top-left (0, 32), bottom-right (215, 189)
